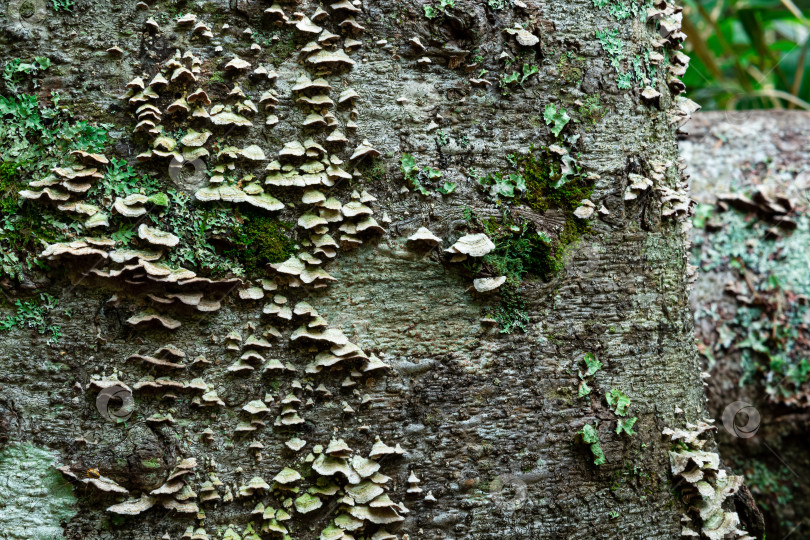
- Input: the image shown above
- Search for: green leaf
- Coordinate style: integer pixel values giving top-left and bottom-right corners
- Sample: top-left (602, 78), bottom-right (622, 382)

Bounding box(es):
top-left (494, 178), bottom-right (515, 198)
top-left (147, 192), bottom-right (169, 206)
top-left (34, 57), bottom-right (51, 71)
top-left (580, 423), bottom-right (599, 444)
top-left (412, 180), bottom-right (429, 196)
top-left (579, 424), bottom-right (605, 465)
top-left (581, 352), bottom-right (602, 378)
top-left (521, 64), bottom-right (539, 84)
top-left (425, 167), bottom-right (442, 180)
top-left (616, 416), bottom-right (637, 436)
top-left (423, 5), bottom-right (437, 18)
top-left (502, 71), bottom-right (520, 85)
top-left (400, 153), bottom-right (417, 177)
top-left (543, 103), bottom-right (570, 137)
top-left (590, 442), bottom-right (606, 466)
top-left (438, 181), bottom-right (457, 195)
top-left (510, 173), bottom-right (526, 192)
top-left (578, 380), bottom-right (591, 398)
top-left (606, 388), bottom-right (631, 417)
top-left (616, 72), bottom-right (633, 89)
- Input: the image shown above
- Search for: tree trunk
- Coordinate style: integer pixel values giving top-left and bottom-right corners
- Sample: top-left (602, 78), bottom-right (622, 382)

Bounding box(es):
top-left (0, 1), bottom-right (748, 539)
top-left (683, 110), bottom-right (810, 540)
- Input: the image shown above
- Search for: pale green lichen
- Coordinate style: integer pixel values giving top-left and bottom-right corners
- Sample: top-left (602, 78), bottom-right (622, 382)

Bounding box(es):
top-left (0, 443), bottom-right (77, 539)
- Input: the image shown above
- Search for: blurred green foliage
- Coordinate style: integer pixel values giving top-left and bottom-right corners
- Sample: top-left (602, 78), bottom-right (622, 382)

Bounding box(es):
top-left (683, 0), bottom-right (810, 110)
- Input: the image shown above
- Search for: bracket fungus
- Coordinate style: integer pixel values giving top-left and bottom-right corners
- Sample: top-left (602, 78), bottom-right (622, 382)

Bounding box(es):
top-left (138, 224), bottom-right (180, 248)
top-left (406, 227), bottom-right (442, 251)
top-left (505, 25), bottom-right (540, 47)
top-left (445, 233), bottom-right (495, 260)
top-left (349, 140), bottom-right (380, 161)
top-left (473, 276), bottom-right (507, 293)
top-left (573, 199), bottom-right (596, 220)
top-left (126, 312), bottom-right (182, 330)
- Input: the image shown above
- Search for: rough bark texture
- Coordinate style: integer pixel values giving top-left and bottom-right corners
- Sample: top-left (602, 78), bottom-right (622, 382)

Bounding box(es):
top-left (682, 111), bottom-right (810, 539)
top-left (0, 1), bottom-right (718, 539)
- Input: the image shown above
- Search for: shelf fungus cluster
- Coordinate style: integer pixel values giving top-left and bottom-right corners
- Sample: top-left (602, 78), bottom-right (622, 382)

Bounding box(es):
top-left (646, 0), bottom-right (690, 98)
top-left (23, 154), bottom-right (240, 330)
top-left (19, 151), bottom-right (108, 227)
top-left (218, 295), bottom-right (394, 433)
top-left (42, 2), bottom-right (430, 538)
top-left (124, 345), bottom-right (224, 409)
top-left (663, 422), bottom-right (754, 540)
top-left (109, 0), bottom-right (387, 329)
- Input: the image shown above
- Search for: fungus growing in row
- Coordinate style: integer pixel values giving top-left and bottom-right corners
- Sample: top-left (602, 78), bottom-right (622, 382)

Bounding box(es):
top-left (339, 17), bottom-right (365, 34)
top-left (624, 173), bottom-right (654, 200)
top-left (138, 224), bottom-right (180, 247)
top-left (295, 15), bottom-right (322, 35)
top-left (331, 0), bottom-right (361, 13)
top-left (210, 110), bottom-right (253, 127)
top-left (273, 467), bottom-right (301, 486)
top-left (113, 193), bottom-right (149, 217)
top-left (280, 140), bottom-right (307, 159)
top-left (126, 312), bottom-right (182, 330)
top-left (344, 38), bottom-right (362, 52)
top-left (306, 49), bottom-right (356, 68)
top-left (107, 494), bottom-right (158, 515)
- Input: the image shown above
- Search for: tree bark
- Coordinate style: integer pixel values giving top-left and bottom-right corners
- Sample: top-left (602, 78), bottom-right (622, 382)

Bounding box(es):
top-left (0, 1), bottom-right (734, 539)
top-left (683, 110), bottom-right (810, 540)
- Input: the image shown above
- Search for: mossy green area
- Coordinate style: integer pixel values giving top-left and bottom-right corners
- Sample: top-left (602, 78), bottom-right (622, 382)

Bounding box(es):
top-left (0, 94), bottom-right (108, 281)
top-left (230, 208), bottom-right (297, 276)
top-left (692, 206), bottom-right (810, 399)
top-left (480, 149), bottom-right (592, 279)
top-left (0, 443), bottom-right (77, 539)
top-left (557, 52), bottom-right (585, 85)
top-left (163, 191), bottom-right (296, 280)
top-left (141, 457), bottom-right (162, 469)
top-left (0, 161), bottom-right (55, 276)
top-left (356, 157), bottom-right (388, 185)
top-left (467, 147), bottom-right (594, 333)
top-left (576, 94), bottom-right (607, 125)
top-left (0, 161), bottom-right (21, 214)
top-left (0, 92), bottom-right (297, 284)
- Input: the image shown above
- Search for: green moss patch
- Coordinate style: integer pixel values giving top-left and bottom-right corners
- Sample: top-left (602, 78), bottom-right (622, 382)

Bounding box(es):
top-left (230, 208), bottom-right (296, 277)
top-left (466, 147), bottom-right (595, 333)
